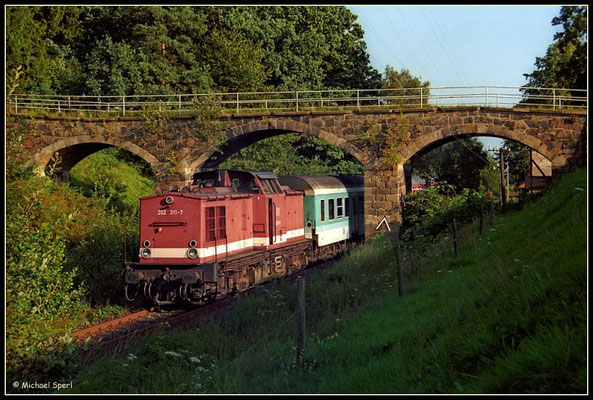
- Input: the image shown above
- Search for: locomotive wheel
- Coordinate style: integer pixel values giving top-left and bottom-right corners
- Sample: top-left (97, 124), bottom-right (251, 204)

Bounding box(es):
top-left (125, 284), bottom-right (139, 302)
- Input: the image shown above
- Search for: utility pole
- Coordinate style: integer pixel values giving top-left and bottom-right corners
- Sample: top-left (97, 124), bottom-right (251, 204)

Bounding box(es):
top-left (499, 148), bottom-right (507, 209)
top-left (506, 161), bottom-right (510, 203)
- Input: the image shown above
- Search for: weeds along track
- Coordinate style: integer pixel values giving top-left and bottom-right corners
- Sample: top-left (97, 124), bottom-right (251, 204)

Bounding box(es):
top-left (75, 299), bottom-right (232, 364)
top-left (75, 256), bottom-right (339, 365)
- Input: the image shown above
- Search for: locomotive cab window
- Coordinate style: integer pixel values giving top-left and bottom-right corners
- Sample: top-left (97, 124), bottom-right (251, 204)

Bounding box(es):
top-left (232, 177), bottom-right (259, 193)
top-left (205, 206), bottom-right (226, 242)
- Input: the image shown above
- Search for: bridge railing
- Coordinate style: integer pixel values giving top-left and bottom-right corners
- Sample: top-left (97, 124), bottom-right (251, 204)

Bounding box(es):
top-left (6, 86), bottom-right (587, 116)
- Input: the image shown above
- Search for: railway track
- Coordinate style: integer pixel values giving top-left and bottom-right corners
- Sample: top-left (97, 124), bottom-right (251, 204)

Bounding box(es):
top-left (75, 297), bottom-right (235, 364)
top-left (73, 309), bottom-right (154, 341)
top-left (74, 254), bottom-right (343, 364)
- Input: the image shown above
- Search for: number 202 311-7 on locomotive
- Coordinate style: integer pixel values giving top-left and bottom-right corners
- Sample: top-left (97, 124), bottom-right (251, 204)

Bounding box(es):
top-left (124, 169), bottom-right (364, 306)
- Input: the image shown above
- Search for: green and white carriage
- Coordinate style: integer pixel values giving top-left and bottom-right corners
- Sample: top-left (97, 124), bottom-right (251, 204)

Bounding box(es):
top-left (278, 175), bottom-right (364, 246)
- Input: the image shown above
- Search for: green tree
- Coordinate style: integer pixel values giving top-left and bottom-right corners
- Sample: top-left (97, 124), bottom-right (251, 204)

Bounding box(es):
top-left (219, 134), bottom-right (364, 176)
top-left (203, 29), bottom-right (268, 92)
top-left (83, 36), bottom-right (148, 96)
top-left (522, 6), bottom-right (587, 103)
top-left (205, 6), bottom-right (381, 90)
top-left (412, 138), bottom-right (488, 192)
top-left (77, 6), bottom-right (212, 95)
top-left (381, 66), bottom-right (430, 107)
top-left (6, 6), bottom-right (83, 94)
top-left (8, 6), bottom-right (382, 95)
top-left (479, 156), bottom-right (501, 199)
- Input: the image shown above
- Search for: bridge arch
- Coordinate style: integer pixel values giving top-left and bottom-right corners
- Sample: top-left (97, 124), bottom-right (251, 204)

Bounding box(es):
top-left (183, 119), bottom-right (369, 176)
top-left (397, 122), bottom-right (555, 166)
top-left (33, 135), bottom-right (161, 177)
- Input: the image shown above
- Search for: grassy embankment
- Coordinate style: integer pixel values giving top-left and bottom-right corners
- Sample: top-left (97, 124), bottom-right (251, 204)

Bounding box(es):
top-left (67, 168), bottom-right (587, 394)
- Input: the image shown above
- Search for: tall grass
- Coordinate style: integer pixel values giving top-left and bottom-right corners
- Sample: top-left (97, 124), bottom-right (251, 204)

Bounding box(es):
top-left (66, 168), bottom-right (586, 394)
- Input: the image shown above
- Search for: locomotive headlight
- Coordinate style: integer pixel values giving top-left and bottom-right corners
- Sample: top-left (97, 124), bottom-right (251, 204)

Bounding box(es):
top-left (188, 239), bottom-right (197, 247)
top-left (187, 247), bottom-right (198, 259)
top-left (141, 248), bottom-right (152, 258)
top-left (143, 240), bottom-right (151, 248)
top-left (165, 196), bottom-right (174, 204)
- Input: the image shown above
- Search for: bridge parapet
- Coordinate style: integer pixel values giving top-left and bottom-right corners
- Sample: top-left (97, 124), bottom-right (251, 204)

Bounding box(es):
top-left (6, 86), bottom-right (587, 117)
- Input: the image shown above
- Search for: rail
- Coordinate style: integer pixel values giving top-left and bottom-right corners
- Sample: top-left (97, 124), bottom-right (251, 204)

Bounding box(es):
top-left (6, 86), bottom-right (587, 116)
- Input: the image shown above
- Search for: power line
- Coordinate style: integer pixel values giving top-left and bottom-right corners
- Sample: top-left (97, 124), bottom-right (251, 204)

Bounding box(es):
top-left (426, 9), bottom-right (473, 86)
top-left (378, 8), bottom-right (433, 83)
top-left (357, 14), bottom-right (408, 88)
top-left (394, 8), bottom-right (449, 85)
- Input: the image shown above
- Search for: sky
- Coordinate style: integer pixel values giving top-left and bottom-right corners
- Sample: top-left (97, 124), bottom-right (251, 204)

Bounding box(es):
top-left (349, 5), bottom-right (562, 88)
top-left (348, 5), bottom-right (565, 149)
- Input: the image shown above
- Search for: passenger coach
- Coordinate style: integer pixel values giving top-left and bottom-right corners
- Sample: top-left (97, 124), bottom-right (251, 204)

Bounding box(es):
top-left (278, 175), bottom-right (364, 246)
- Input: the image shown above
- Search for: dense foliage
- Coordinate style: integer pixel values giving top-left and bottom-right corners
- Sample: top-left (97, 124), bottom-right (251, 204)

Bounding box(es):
top-left (219, 134), bottom-right (364, 176)
top-left (412, 138), bottom-right (490, 192)
top-left (6, 6), bottom-right (381, 95)
top-left (402, 182), bottom-right (486, 243)
top-left (5, 127), bottom-right (143, 382)
top-left (522, 6), bottom-right (587, 101)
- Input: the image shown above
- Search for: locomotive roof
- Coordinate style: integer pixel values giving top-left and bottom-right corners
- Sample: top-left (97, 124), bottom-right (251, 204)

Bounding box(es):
top-left (278, 175), bottom-right (364, 196)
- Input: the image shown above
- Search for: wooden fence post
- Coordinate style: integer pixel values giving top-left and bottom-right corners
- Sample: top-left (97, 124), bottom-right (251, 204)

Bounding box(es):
top-left (453, 218), bottom-right (458, 257)
top-left (296, 276), bottom-right (306, 368)
top-left (480, 202), bottom-right (484, 234)
top-left (395, 236), bottom-right (404, 297)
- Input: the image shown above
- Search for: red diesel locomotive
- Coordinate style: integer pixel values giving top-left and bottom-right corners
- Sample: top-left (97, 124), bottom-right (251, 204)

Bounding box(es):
top-left (123, 169), bottom-right (362, 306)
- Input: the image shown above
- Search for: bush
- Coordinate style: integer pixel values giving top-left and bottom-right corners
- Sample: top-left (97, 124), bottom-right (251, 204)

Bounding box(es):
top-left (6, 188), bottom-right (86, 382)
top-left (65, 209), bottom-right (138, 305)
top-left (402, 182), bottom-right (486, 242)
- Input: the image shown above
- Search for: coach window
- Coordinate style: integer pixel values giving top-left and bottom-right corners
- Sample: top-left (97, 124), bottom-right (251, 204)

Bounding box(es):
top-left (345, 197), bottom-right (350, 217)
top-left (328, 199), bottom-right (335, 220)
top-left (320, 200), bottom-right (325, 222)
top-left (337, 198), bottom-right (343, 218)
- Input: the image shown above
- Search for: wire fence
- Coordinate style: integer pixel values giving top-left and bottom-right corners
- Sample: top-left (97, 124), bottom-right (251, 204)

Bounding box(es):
top-left (6, 86), bottom-right (587, 116)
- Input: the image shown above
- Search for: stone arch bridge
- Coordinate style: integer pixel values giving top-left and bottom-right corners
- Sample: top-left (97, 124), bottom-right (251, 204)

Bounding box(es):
top-left (9, 106), bottom-right (587, 234)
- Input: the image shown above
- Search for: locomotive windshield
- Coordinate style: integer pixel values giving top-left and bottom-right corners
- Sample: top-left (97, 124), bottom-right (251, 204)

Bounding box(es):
top-left (260, 179), bottom-right (283, 195)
